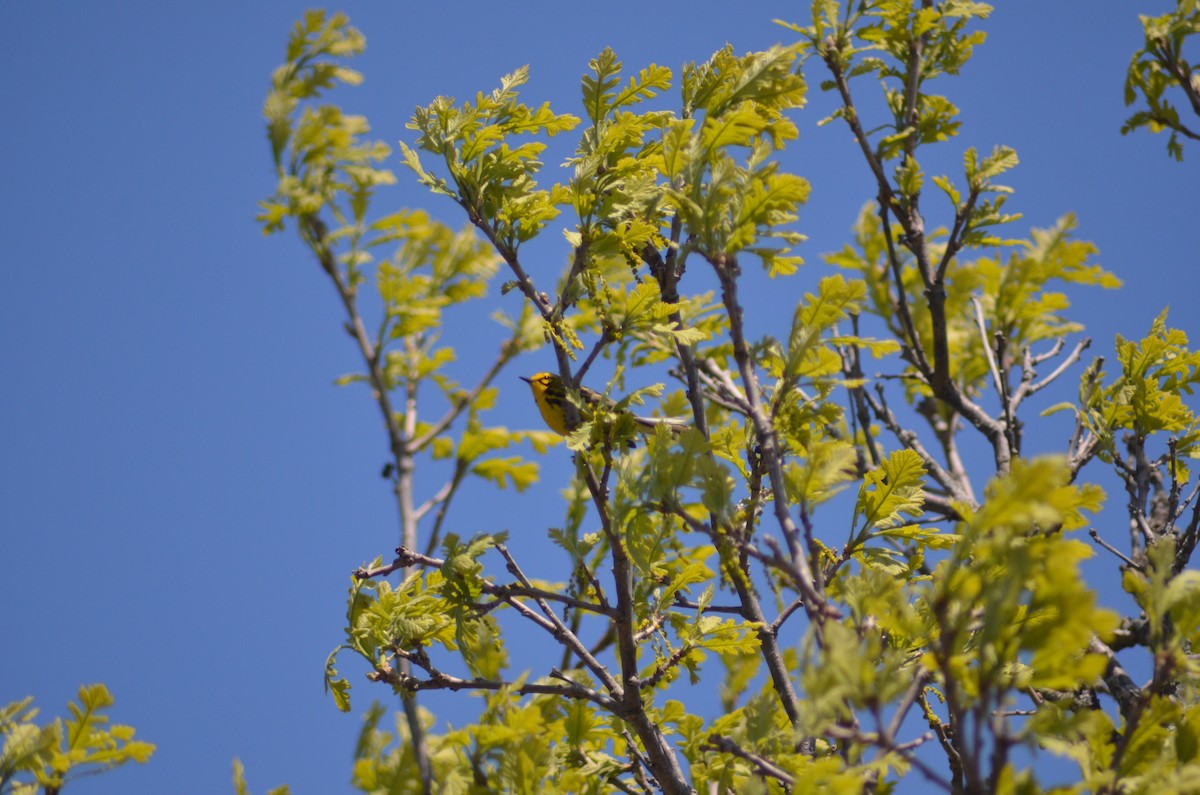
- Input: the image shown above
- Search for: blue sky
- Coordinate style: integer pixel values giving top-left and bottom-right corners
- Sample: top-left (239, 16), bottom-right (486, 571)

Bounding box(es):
top-left (1, 2), bottom-right (1195, 793)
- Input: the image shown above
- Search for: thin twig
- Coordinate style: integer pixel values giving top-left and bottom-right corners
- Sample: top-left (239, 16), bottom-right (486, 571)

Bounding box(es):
top-left (409, 339), bottom-right (518, 453)
top-left (379, 652), bottom-right (618, 710)
top-left (356, 547), bottom-right (618, 618)
top-left (494, 544), bottom-right (623, 691)
top-left (1031, 337), bottom-right (1066, 366)
top-left (698, 358), bottom-right (751, 413)
top-left (1011, 338), bottom-right (1091, 410)
top-left (1088, 528), bottom-right (1140, 569)
top-left (704, 735), bottom-right (795, 786)
top-left (621, 730), bottom-right (655, 794)
top-left (672, 594), bottom-right (746, 616)
top-left (712, 253), bottom-right (829, 614)
top-left (879, 200), bottom-right (932, 377)
top-left (886, 670), bottom-right (930, 743)
top-left (842, 323), bottom-right (883, 469)
top-left (423, 459), bottom-right (468, 557)
top-left (412, 477), bottom-right (456, 524)
top-left (1153, 37), bottom-right (1200, 118)
top-left (1176, 496), bottom-right (1200, 573)
top-left (575, 329), bottom-right (613, 385)
top-left (641, 645), bottom-right (695, 690)
top-left (865, 384), bottom-right (975, 508)
top-left (971, 297), bottom-right (1005, 405)
top-left (578, 461), bottom-right (693, 792)
top-left (769, 597), bottom-right (807, 635)
top-left (633, 612), bottom-right (669, 644)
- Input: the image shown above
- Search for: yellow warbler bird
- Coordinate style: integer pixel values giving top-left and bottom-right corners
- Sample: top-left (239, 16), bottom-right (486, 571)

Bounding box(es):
top-left (519, 372), bottom-right (688, 437)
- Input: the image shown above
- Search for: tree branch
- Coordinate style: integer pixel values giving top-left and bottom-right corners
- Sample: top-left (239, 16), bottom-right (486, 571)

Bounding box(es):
top-left (299, 213), bottom-right (433, 792)
top-left (409, 337), bottom-right (519, 453)
top-left (378, 650), bottom-right (618, 711)
top-left (1153, 37), bottom-right (1200, 118)
top-left (578, 462), bottom-right (693, 794)
top-left (703, 735), bottom-right (795, 786)
top-left (711, 253), bottom-right (830, 615)
top-left (1010, 338), bottom-right (1090, 411)
top-left (864, 384), bottom-right (976, 508)
top-left (356, 546), bottom-right (618, 619)
top-left (821, 38), bottom-right (1013, 471)
top-left (1088, 637), bottom-right (1141, 722)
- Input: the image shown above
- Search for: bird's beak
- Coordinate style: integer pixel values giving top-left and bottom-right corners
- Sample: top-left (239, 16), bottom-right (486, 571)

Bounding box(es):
top-left (519, 376), bottom-right (532, 384)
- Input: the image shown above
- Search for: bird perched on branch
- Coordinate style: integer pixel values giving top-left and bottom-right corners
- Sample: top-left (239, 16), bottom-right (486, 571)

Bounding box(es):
top-left (519, 372), bottom-right (688, 437)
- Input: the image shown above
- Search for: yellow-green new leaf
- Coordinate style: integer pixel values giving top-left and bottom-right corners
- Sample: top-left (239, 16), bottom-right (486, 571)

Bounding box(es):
top-left (855, 449), bottom-right (926, 530)
top-left (784, 439), bottom-right (857, 507)
top-left (472, 457), bottom-right (540, 492)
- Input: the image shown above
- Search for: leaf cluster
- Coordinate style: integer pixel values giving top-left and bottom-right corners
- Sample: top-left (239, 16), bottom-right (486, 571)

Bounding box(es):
top-left (259, 11), bottom-right (394, 235)
top-left (257, 4), bottom-right (1200, 794)
top-left (402, 67), bottom-right (580, 250)
top-left (0, 685), bottom-right (154, 795)
top-left (1064, 310), bottom-right (1200, 474)
top-left (1123, 0), bottom-right (1200, 160)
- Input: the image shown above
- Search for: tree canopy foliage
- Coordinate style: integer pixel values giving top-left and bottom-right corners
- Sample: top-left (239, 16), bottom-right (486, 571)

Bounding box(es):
top-left (249, 3), bottom-right (1200, 794)
top-left (0, 685), bottom-right (155, 795)
top-left (10, 3), bottom-right (1197, 795)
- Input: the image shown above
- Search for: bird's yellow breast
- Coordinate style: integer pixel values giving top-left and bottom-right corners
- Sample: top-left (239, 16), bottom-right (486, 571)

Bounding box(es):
top-left (522, 372), bottom-right (572, 435)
